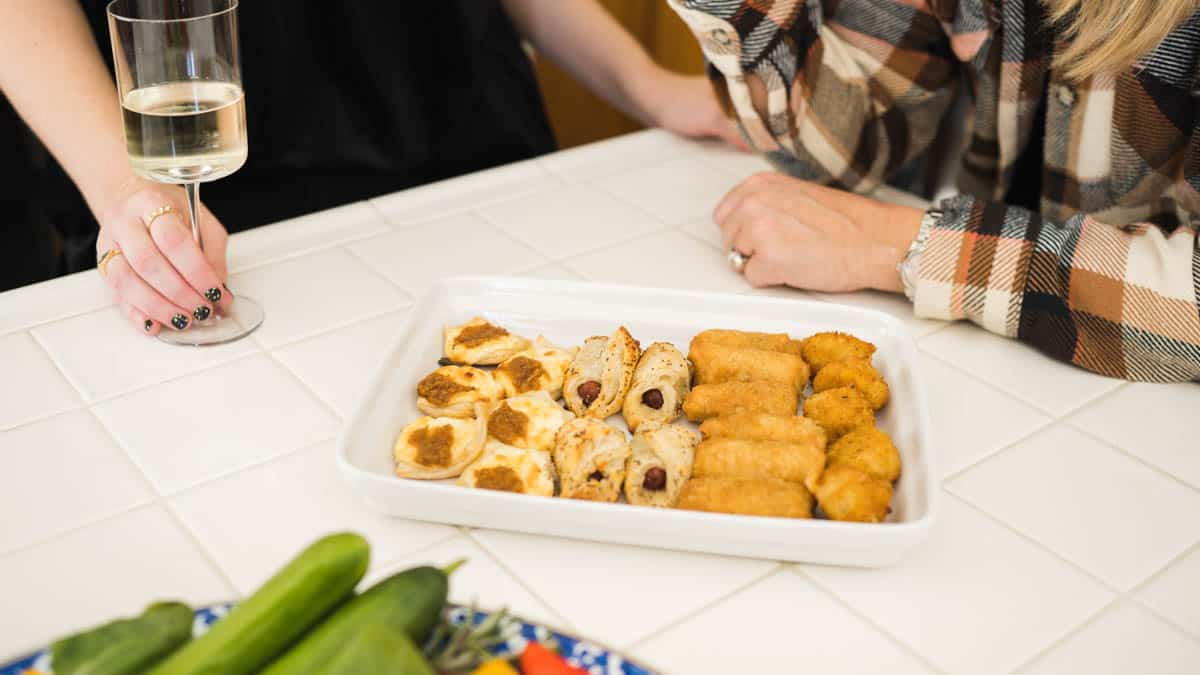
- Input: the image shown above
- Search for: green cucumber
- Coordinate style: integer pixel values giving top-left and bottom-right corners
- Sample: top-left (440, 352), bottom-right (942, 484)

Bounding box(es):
top-left (147, 532), bottom-right (369, 675)
top-left (312, 624), bottom-right (435, 675)
top-left (50, 601), bottom-right (193, 675)
top-left (260, 565), bottom-right (451, 674)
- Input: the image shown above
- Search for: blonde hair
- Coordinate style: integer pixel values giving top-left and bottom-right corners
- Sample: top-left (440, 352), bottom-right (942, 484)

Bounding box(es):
top-left (1044, 0), bottom-right (1199, 80)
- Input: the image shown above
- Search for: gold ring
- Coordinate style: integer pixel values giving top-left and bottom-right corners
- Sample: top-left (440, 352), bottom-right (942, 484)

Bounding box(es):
top-left (143, 204), bottom-right (175, 228)
top-left (97, 248), bottom-right (124, 278)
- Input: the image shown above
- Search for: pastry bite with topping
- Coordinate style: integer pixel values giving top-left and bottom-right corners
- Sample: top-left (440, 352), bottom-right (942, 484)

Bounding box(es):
top-left (623, 422), bottom-right (699, 508)
top-left (393, 412), bottom-right (486, 479)
top-left (416, 365), bottom-right (503, 418)
top-left (493, 337), bottom-right (577, 399)
top-left (622, 342), bottom-right (690, 432)
top-left (677, 477), bottom-right (813, 519)
top-left (563, 326), bottom-right (640, 419)
top-left (553, 417), bottom-right (631, 502)
top-left (812, 358), bottom-right (889, 410)
top-left (799, 331), bottom-right (876, 374)
top-left (444, 316), bottom-right (530, 366)
top-left (683, 381), bottom-right (799, 422)
top-left (699, 413), bottom-right (826, 448)
top-left (692, 437), bottom-right (825, 492)
top-left (802, 387), bottom-right (874, 441)
top-left (828, 426), bottom-right (901, 483)
top-left (458, 440), bottom-right (557, 497)
top-left (689, 341), bottom-right (810, 392)
top-left (814, 464), bottom-right (893, 523)
top-left (691, 329), bottom-right (803, 356)
top-left (486, 391), bottom-right (574, 453)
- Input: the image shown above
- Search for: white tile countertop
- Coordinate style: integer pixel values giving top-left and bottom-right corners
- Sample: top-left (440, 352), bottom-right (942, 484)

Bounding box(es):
top-left (3, 129), bottom-right (1199, 674)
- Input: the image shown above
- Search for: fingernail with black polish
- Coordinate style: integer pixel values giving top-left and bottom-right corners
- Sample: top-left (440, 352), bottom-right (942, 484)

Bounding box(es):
top-left (144, 319), bottom-right (154, 333)
top-left (193, 305), bottom-right (212, 322)
top-left (204, 287), bottom-right (222, 303)
top-left (171, 314), bottom-right (189, 330)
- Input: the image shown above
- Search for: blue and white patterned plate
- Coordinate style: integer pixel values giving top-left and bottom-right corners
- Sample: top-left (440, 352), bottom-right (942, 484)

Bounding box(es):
top-left (0, 603), bottom-right (656, 675)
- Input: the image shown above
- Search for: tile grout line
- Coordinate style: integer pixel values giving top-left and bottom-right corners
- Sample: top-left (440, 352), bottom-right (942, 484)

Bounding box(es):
top-left (26, 328), bottom-right (94, 408)
top-left (1123, 538), bottom-right (1200, 641)
top-left (258, 350), bottom-right (346, 432)
top-left (365, 530), bottom-right (467, 580)
top-left (328, 244), bottom-right (419, 302)
top-left (226, 224), bottom-right (395, 275)
top-left (256, 302), bottom-right (414, 353)
top-left (937, 417), bottom-right (1056, 482)
top-left (1010, 594), bottom-right (1123, 674)
top-left (159, 499), bottom-right (244, 600)
top-left (790, 565), bottom-right (950, 675)
top-left (1062, 421), bottom-right (1200, 495)
top-left (470, 204), bottom-right (677, 266)
top-left (463, 531), bottom-right (583, 632)
top-left (81, 351), bottom-right (263, 407)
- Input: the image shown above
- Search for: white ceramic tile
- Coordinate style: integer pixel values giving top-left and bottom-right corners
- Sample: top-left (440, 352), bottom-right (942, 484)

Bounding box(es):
top-left (595, 157), bottom-right (743, 226)
top-left (0, 505), bottom-right (230, 657)
top-left (679, 218), bottom-right (723, 250)
top-left (813, 290), bottom-right (948, 338)
top-left (688, 138), bottom-right (776, 179)
top-left (471, 528), bottom-right (776, 649)
top-left (948, 425), bottom-right (1200, 590)
top-left (0, 410), bottom-right (151, 553)
top-left (516, 263), bottom-right (581, 281)
top-left (634, 571), bottom-right (932, 675)
top-left (919, 352), bottom-right (1052, 477)
top-left (0, 332), bottom-right (79, 429)
top-left (1137, 545), bottom-right (1200, 637)
top-left (171, 441), bottom-right (456, 595)
top-left (367, 534), bottom-right (564, 628)
top-left (1067, 383), bottom-right (1200, 489)
top-left (1022, 602), bottom-right (1200, 675)
top-left (92, 355), bottom-right (339, 494)
top-left (539, 129), bottom-right (701, 182)
top-left (564, 230), bottom-right (751, 295)
top-left (802, 495), bottom-right (1113, 675)
top-left (228, 248), bottom-right (409, 349)
top-left (0, 271), bottom-right (112, 336)
top-left (919, 323), bottom-right (1123, 416)
top-left (273, 310), bottom-right (410, 418)
top-left (475, 185), bottom-right (667, 259)
top-left (371, 159), bottom-right (561, 227)
top-left (226, 201), bottom-right (389, 273)
top-left (33, 306), bottom-right (258, 402)
top-left (347, 213), bottom-right (546, 297)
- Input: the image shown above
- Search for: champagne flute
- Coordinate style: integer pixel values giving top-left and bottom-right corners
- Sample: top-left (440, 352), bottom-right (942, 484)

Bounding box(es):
top-left (107, 0), bottom-right (263, 346)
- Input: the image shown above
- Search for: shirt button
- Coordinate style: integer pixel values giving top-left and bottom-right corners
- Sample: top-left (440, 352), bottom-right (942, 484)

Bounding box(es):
top-left (710, 28), bottom-right (733, 47)
top-left (1055, 84), bottom-right (1076, 106)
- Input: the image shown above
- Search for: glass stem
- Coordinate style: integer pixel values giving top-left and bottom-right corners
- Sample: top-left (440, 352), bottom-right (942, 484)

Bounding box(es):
top-left (185, 182), bottom-right (203, 250)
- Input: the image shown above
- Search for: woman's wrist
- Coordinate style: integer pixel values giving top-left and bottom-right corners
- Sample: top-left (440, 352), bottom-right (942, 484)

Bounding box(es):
top-left (864, 204), bottom-right (923, 293)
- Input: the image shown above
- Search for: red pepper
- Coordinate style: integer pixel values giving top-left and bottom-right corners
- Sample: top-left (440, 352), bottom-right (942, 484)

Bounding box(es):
top-left (519, 642), bottom-right (588, 675)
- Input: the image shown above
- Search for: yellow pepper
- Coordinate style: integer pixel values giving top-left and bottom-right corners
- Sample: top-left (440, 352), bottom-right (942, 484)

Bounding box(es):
top-left (472, 658), bottom-right (520, 675)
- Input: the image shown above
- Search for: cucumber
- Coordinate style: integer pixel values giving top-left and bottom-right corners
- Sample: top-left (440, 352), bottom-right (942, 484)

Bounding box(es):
top-left (147, 532), bottom-right (369, 675)
top-left (312, 624), bottom-right (435, 675)
top-left (259, 565), bottom-right (450, 675)
top-left (51, 601), bottom-right (193, 675)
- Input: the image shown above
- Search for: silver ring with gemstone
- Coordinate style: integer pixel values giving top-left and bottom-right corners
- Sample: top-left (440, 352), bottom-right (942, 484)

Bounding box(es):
top-left (727, 249), bottom-right (750, 273)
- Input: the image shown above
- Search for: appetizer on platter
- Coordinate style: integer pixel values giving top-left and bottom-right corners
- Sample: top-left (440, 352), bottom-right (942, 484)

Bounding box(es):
top-left (812, 357), bottom-right (889, 410)
top-left (393, 412), bottom-right (487, 479)
top-left (683, 380), bottom-right (799, 421)
top-left (689, 341), bottom-right (810, 392)
top-left (553, 417), bottom-right (632, 502)
top-left (802, 386), bottom-right (874, 440)
top-left (814, 464), bottom-right (893, 523)
top-left (691, 328), bottom-right (803, 355)
top-left (486, 391), bottom-right (574, 453)
top-left (444, 316), bottom-right (531, 366)
top-left (563, 326), bottom-right (641, 418)
top-left (677, 476), bottom-right (813, 519)
top-left (415, 365), bottom-right (503, 418)
top-left (623, 422), bottom-right (699, 507)
top-left (492, 336), bottom-right (577, 399)
top-left (800, 331), bottom-right (877, 373)
top-left (458, 440), bottom-right (557, 496)
top-left (622, 341), bottom-right (691, 432)
top-left (699, 412), bottom-right (826, 448)
top-left (828, 426), bottom-right (901, 483)
top-left (692, 437), bottom-right (825, 492)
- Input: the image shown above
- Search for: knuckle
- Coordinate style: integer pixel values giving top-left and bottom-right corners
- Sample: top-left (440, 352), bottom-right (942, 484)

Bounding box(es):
top-left (152, 217), bottom-right (191, 252)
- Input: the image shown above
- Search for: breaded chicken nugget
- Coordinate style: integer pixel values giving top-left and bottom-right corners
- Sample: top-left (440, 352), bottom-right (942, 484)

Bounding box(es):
top-left (812, 358), bottom-right (889, 410)
top-left (815, 464), bottom-right (893, 523)
top-left (800, 332), bottom-right (876, 373)
top-left (828, 426), bottom-right (901, 482)
top-left (802, 387), bottom-right (873, 441)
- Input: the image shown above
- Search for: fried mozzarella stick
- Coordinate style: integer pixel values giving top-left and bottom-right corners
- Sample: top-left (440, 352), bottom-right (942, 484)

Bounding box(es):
top-left (691, 329), bottom-right (803, 355)
top-left (683, 381), bottom-right (799, 422)
top-left (699, 413), bottom-right (827, 448)
top-left (677, 477), bottom-right (813, 518)
top-left (692, 437), bottom-right (825, 492)
top-left (689, 342), bottom-right (811, 392)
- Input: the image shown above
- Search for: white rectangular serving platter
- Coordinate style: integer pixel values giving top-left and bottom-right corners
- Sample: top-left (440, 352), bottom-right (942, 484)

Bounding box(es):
top-left (338, 277), bottom-right (938, 568)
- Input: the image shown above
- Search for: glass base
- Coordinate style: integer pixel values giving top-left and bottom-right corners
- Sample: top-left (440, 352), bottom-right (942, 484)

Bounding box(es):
top-left (157, 296), bottom-right (265, 346)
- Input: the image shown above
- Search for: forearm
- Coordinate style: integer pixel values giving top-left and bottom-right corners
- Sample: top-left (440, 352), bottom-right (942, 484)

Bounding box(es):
top-left (500, 0), bottom-right (662, 125)
top-left (0, 0), bottom-right (136, 219)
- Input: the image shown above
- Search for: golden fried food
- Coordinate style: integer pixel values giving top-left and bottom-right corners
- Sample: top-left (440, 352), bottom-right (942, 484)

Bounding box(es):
top-left (691, 329), bottom-right (802, 355)
top-left (828, 426), bottom-right (901, 482)
top-left (683, 381), bottom-right (799, 422)
top-left (693, 437), bottom-right (825, 491)
top-left (814, 464), bottom-right (893, 522)
top-left (802, 387), bottom-right (874, 441)
top-left (699, 413), bottom-right (826, 448)
top-left (689, 342), bottom-right (810, 392)
top-left (677, 477), bottom-right (813, 518)
top-left (812, 358), bottom-right (889, 410)
top-left (800, 332), bottom-right (876, 373)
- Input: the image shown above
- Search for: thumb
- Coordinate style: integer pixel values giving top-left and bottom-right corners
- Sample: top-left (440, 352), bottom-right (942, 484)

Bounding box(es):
top-left (717, 118), bottom-right (752, 153)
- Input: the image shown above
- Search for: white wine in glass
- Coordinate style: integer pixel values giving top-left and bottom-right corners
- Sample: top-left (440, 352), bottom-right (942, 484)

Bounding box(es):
top-left (108, 0), bottom-right (263, 346)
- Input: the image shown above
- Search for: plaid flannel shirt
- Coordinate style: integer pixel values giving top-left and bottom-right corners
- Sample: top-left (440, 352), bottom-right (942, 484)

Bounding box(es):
top-left (669, 0), bottom-right (1200, 382)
